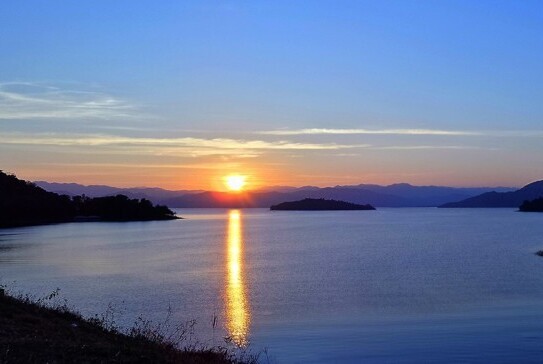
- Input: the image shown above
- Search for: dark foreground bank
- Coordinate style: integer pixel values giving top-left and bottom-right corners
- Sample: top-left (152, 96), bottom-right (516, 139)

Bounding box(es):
top-left (0, 290), bottom-right (252, 364)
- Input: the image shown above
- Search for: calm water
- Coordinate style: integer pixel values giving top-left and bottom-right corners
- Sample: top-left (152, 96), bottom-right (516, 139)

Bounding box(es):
top-left (1, 208), bottom-right (543, 363)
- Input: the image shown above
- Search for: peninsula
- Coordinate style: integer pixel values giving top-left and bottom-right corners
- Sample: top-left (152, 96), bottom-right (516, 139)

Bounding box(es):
top-left (0, 171), bottom-right (178, 228)
top-left (519, 198), bottom-right (543, 212)
top-left (270, 198), bottom-right (376, 211)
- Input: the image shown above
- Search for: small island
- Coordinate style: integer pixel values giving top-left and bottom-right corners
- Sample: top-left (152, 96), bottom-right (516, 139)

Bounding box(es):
top-left (519, 197), bottom-right (543, 212)
top-left (270, 198), bottom-right (376, 211)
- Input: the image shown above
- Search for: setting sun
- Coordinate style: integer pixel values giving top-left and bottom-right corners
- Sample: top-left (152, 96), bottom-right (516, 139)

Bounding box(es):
top-left (224, 175), bottom-right (247, 192)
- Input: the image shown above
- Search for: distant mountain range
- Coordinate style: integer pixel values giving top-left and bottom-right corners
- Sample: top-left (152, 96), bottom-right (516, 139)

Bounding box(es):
top-left (439, 180), bottom-right (543, 208)
top-left (36, 181), bottom-right (516, 208)
top-left (35, 181), bottom-right (202, 201)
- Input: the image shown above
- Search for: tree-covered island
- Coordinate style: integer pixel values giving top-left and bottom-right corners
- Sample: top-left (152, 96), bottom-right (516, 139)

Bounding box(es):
top-left (270, 198), bottom-right (376, 211)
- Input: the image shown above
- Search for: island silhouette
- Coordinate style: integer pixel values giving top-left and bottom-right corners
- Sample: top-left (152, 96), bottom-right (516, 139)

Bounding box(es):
top-left (270, 198), bottom-right (376, 211)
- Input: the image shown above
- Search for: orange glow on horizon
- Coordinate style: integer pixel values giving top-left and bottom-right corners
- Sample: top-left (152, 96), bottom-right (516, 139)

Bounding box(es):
top-left (11, 161), bottom-right (528, 192)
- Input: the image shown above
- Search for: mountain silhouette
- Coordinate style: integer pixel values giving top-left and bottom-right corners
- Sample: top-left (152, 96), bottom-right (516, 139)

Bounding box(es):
top-left (162, 185), bottom-right (514, 208)
top-left (35, 181), bottom-right (201, 201)
top-left (36, 180), bottom-right (516, 208)
top-left (439, 180), bottom-right (543, 208)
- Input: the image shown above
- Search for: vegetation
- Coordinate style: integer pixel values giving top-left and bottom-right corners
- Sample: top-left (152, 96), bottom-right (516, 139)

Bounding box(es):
top-left (519, 197), bottom-right (543, 212)
top-left (72, 194), bottom-right (177, 221)
top-left (0, 288), bottom-right (256, 364)
top-left (0, 170), bottom-right (178, 228)
top-left (270, 198), bottom-right (376, 211)
top-left (0, 170), bottom-right (75, 227)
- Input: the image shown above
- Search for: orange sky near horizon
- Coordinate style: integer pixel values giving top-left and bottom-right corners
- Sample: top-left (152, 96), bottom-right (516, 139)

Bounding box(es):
top-left (6, 154), bottom-right (531, 191)
top-left (2, 128), bottom-right (540, 191)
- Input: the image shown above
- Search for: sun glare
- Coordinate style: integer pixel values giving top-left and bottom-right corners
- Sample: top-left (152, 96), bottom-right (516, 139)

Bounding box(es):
top-left (224, 175), bottom-right (247, 192)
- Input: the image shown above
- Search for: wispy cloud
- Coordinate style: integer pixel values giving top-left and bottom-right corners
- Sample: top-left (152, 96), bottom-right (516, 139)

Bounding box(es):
top-left (374, 145), bottom-right (489, 150)
top-left (0, 133), bottom-right (365, 156)
top-left (0, 132), bottom-right (489, 159)
top-left (315, 145), bottom-right (488, 157)
top-left (0, 82), bottom-right (137, 120)
top-left (41, 162), bottom-right (238, 170)
top-left (489, 130), bottom-right (543, 137)
top-left (258, 128), bottom-right (543, 138)
top-left (258, 128), bottom-right (480, 136)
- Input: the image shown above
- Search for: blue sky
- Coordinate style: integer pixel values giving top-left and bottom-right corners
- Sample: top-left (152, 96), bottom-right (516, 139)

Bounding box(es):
top-left (1, 1), bottom-right (542, 189)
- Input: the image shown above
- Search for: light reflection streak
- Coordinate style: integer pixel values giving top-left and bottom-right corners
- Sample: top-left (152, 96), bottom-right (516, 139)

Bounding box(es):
top-left (225, 209), bottom-right (250, 346)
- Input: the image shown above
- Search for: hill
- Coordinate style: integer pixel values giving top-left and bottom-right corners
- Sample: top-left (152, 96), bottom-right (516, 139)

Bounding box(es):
top-left (270, 198), bottom-right (375, 211)
top-left (1, 171), bottom-right (75, 227)
top-left (439, 180), bottom-right (543, 208)
top-left (0, 171), bottom-right (178, 228)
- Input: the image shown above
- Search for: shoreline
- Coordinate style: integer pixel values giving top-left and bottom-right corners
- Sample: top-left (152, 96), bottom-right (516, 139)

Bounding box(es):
top-left (0, 215), bottom-right (181, 229)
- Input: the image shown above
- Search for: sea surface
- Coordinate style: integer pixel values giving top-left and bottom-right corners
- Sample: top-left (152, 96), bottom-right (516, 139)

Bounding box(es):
top-left (1, 208), bottom-right (543, 363)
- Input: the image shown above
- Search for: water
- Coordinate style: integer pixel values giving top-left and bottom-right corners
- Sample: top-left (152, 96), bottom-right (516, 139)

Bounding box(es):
top-left (1, 208), bottom-right (543, 363)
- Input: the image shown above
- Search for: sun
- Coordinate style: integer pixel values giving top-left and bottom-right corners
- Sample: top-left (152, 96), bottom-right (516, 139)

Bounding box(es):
top-left (224, 175), bottom-right (247, 192)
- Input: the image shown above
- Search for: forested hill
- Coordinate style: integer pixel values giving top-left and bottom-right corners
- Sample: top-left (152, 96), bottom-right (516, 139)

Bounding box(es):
top-left (0, 171), bottom-right (178, 228)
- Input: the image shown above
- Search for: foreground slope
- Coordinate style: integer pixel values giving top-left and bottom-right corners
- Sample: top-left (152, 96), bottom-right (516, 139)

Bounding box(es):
top-left (0, 291), bottom-right (240, 364)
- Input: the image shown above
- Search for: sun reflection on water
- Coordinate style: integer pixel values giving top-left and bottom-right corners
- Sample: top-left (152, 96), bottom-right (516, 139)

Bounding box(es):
top-left (225, 209), bottom-right (250, 346)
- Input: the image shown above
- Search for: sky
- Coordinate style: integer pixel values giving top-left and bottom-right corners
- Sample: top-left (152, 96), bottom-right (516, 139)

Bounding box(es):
top-left (1, 0), bottom-right (542, 190)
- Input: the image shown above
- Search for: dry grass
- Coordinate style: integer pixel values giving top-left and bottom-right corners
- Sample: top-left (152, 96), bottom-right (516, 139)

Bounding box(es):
top-left (0, 287), bottom-right (260, 364)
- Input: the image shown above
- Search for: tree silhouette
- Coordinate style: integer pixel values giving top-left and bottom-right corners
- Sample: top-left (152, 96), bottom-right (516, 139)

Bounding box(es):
top-left (0, 171), bottom-right (177, 227)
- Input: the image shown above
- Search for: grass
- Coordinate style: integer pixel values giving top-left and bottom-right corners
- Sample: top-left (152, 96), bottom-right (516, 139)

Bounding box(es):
top-left (0, 287), bottom-right (260, 364)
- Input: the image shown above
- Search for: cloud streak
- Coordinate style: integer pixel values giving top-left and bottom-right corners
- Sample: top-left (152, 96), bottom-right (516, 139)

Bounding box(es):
top-left (258, 128), bottom-right (480, 136)
top-left (0, 133), bottom-right (365, 157)
top-left (374, 145), bottom-right (488, 150)
top-left (0, 132), bottom-right (488, 160)
top-left (258, 128), bottom-right (543, 138)
top-left (0, 82), bottom-right (137, 120)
